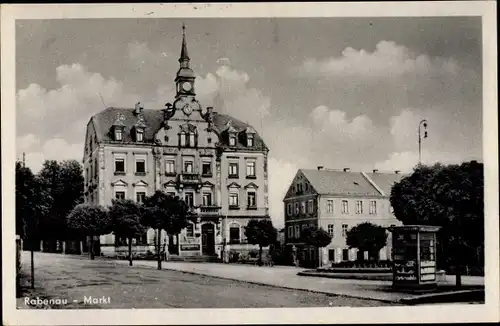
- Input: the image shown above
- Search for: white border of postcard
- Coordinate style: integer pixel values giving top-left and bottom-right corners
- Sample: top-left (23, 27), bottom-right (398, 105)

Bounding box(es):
top-left (2, 2), bottom-right (499, 325)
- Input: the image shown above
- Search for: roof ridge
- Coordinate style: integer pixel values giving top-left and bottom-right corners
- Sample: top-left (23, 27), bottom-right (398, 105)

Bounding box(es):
top-left (361, 172), bottom-right (386, 196)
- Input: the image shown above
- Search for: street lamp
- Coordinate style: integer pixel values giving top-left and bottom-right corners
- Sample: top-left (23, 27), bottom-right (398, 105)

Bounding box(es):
top-left (418, 119), bottom-right (428, 164)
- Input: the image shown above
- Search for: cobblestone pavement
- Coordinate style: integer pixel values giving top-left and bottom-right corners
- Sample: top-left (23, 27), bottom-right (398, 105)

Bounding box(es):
top-left (17, 252), bottom-right (393, 309)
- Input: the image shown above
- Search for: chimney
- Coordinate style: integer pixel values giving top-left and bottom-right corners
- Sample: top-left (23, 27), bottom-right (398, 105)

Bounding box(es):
top-left (373, 169), bottom-right (378, 173)
top-left (343, 168), bottom-right (350, 172)
top-left (134, 102), bottom-right (143, 115)
top-left (395, 170), bottom-right (401, 174)
top-left (317, 166), bottom-right (324, 171)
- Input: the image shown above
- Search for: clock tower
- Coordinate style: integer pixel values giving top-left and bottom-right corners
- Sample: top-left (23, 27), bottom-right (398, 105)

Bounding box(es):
top-left (175, 24), bottom-right (196, 99)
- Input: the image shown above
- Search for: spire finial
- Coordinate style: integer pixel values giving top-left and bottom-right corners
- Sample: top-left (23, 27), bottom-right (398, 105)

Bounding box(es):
top-left (179, 23), bottom-right (189, 62)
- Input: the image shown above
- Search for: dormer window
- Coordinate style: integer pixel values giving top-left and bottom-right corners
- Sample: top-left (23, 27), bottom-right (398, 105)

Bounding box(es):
top-left (247, 135), bottom-right (254, 147)
top-left (229, 135), bottom-right (236, 146)
top-left (115, 128), bottom-right (123, 141)
top-left (136, 128), bottom-right (144, 142)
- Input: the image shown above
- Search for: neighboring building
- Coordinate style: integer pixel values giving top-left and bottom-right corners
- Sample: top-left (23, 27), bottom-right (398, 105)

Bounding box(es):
top-left (283, 167), bottom-right (406, 267)
top-left (82, 27), bottom-right (270, 260)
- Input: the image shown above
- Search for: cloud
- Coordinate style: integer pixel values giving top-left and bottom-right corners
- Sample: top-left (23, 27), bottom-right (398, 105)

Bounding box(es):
top-left (16, 134), bottom-right (83, 173)
top-left (268, 157), bottom-right (299, 227)
top-left (373, 150), bottom-right (479, 173)
top-left (310, 105), bottom-right (375, 141)
top-left (293, 40), bottom-right (460, 79)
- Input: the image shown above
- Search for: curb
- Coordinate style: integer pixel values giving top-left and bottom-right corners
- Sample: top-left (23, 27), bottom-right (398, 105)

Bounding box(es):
top-left (399, 289), bottom-right (485, 305)
top-left (298, 271), bottom-right (391, 281)
top-left (114, 260), bottom-right (401, 304)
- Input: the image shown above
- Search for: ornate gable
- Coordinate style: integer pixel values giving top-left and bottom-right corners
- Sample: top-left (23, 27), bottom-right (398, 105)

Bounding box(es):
top-left (244, 182), bottom-right (259, 189)
top-left (111, 179), bottom-right (128, 187)
top-left (133, 180), bottom-right (148, 187)
top-left (227, 182), bottom-right (241, 189)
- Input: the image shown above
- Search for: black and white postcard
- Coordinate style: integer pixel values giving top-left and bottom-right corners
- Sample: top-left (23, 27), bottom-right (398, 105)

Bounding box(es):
top-left (1, 2), bottom-right (498, 325)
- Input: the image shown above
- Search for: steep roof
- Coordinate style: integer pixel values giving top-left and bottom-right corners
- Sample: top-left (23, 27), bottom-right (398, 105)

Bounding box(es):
top-left (90, 107), bottom-right (268, 150)
top-left (300, 169), bottom-right (382, 197)
top-left (298, 169), bottom-right (407, 197)
top-left (363, 172), bottom-right (407, 196)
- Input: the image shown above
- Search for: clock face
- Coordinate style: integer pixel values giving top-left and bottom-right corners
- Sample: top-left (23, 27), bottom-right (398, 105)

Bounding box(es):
top-left (182, 82), bottom-right (192, 92)
top-left (183, 104), bottom-right (193, 115)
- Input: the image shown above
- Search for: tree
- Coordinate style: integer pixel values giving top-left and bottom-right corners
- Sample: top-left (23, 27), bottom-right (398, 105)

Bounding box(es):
top-left (37, 160), bottom-right (84, 249)
top-left (390, 161), bottom-right (484, 287)
top-left (345, 222), bottom-right (388, 262)
top-left (108, 199), bottom-right (147, 266)
top-left (301, 226), bottom-right (332, 267)
top-left (16, 161), bottom-right (52, 289)
top-left (244, 219), bottom-right (277, 266)
top-left (67, 204), bottom-right (111, 260)
top-left (142, 191), bottom-right (194, 270)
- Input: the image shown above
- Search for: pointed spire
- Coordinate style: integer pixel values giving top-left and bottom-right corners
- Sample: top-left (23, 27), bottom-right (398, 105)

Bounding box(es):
top-left (179, 23), bottom-right (190, 63)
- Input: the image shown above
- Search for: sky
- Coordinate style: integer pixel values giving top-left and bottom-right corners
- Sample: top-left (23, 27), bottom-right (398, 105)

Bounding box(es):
top-left (16, 17), bottom-right (483, 227)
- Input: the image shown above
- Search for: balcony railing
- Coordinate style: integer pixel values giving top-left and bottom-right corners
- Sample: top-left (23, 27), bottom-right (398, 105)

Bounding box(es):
top-left (179, 173), bottom-right (201, 184)
top-left (197, 205), bottom-right (221, 216)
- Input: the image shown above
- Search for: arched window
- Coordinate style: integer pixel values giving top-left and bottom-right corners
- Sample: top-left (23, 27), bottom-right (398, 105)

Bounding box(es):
top-left (180, 132), bottom-right (186, 146)
top-left (229, 223), bottom-right (240, 244)
top-left (189, 132), bottom-right (196, 147)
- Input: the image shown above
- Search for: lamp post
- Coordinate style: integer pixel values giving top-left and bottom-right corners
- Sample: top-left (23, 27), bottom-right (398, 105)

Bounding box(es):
top-left (418, 119), bottom-right (428, 164)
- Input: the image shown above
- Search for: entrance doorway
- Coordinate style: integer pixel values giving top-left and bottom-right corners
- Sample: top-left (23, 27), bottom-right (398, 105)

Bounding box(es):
top-left (201, 223), bottom-right (215, 255)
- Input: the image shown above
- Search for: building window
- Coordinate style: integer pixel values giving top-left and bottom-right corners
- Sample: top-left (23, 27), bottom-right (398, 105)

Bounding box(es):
top-left (114, 158), bottom-right (125, 174)
top-left (307, 200), bottom-right (313, 214)
top-left (85, 167), bottom-right (89, 182)
top-left (135, 158), bottom-right (146, 174)
top-left (136, 129), bottom-right (144, 142)
top-left (342, 224), bottom-right (348, 237)
top-left (189, 133), bottom-right (196, 147)
top-left (341, 200), bottom-right (349, 214)
top-left (229, 162), bottom-right (239, 178)
top-left (229, 192), bottom-right (239, 207)
top-left (94, 158), bottom-right (98, 178)
top-left (327, 200), bottom-right (334, 213)
top-left (369, 200), bottom-right (377, 215)
top-left (295, 203), bottom-right (299, 214)
top-left (300, 201), bottom-right (306, 214)
top-left (115, 128), bottom-right (123, 141)
top-left (247, 191), bottom-right (256, 208)
top-left (327, 224), bottom-right (334, 237)
top-left (328, 249), bottom-right (335, 261)
top-left (186, 224), bottom-right (194, 237)
top-left (179, 132), bottom-right (186, 146)
top-left (184, 192), bottom-right (194, 208)
top-left (295, 225), bottom-right (300, 239)
top-left (246, 160), bottom-right (256, 178)
top-left (355, 200), bottom-right (363, 214)
top-left (287, 203), bottom-right (292, 216)
top-left (184, 160), bottom-right (193, 173)
top-left (202, 161), bottom-right (212, 175)
top-left (165, 160), bottom-right (175, 175)
top-left (288, 226), bottom-right (293, 238)
top-left (229, 223), bottom-right (240, 244)
top-left (136, 191), bottom-right (146, 203)
top-left (202, 192), bottom-right (212, 206)
top-left (305, 183), bottom-right (309, 191)
top-left (229, 135), bottom-right (236, 146)
top-left (247, 135), bottom-right (253, 147)
top-left (115, 191), bottom-right (125, 200)
top-left (342, 249), bottom-right (349, 261)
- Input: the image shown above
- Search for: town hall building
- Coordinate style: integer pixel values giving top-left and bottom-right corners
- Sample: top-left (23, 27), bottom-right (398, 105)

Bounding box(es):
top-left (82, 26), bottom-right (270, 261)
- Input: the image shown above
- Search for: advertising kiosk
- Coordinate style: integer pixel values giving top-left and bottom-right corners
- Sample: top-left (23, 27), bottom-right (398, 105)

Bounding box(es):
top-left (388, 225), bottom-right (440, 290)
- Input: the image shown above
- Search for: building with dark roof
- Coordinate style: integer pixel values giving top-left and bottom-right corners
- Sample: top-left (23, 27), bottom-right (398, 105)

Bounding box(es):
top-left (83, 26), bottom-right (270, 260)
top-left (283, 167), bottom-right (407, 267)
